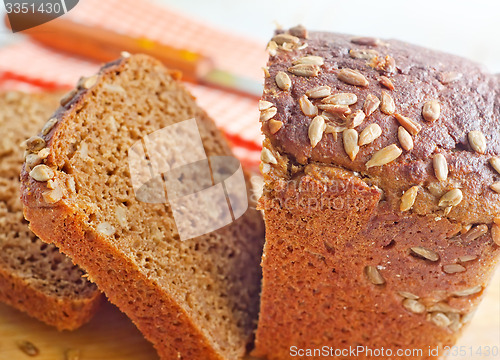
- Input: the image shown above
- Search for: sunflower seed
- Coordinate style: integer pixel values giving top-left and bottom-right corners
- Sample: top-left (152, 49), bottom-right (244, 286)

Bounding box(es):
top-left (289, 24), bottom-right (308, 39)
top-left (490, 182), bottom-right (500, 193)
top-left (430, 312), bottom-right (452, 328)
top-left (453, 285), bottom-right (482, 297)
top-left (438, 72), bottom-right (462, 84)
top-left (343, 129), bottom-right (359, 161)
top-left (309, 116), bottom-right (326, 148)
top-left (272, 33), bottom-right (300, 45)
top-left (347, 110), bottom-right (366, 128)
top-left (468, 130), bottom-right (486, 154)
top-left (379, 76), bottom-right (394, 90)
top-left (41, 117), bottom-right (58, 136)
top-left (288, 64), bottom-right (320, 77)
top-left (322, 93), bottom-right (357, 105)
top-left (443, 206), bottom-right (452, 216)
top-left (337, 68), bottom-right (369, 87)
top-left (325, 124), bottom-right (347, 134)
top-left (29, 164), bottom-right (55, 182)
top-left (42, 185), bottom-right (63, 204)
top-left (25, 153), bottom-right (43, 170)
top-left (448, 313), bottom-right (462, 332)
top-left (97, 222), bottom-right (116, 236)
top-left (306, 85), bottom-right (331, 99)
top-left (463, 224), bottom-right (488, 242)
top-left (268, 119), bottom-right (283, 134)
top-left (292, 55), bottom-right (324, 66)
top-left (275, 71), bottom-right (292, 91)
top-left (363, 94), bottom-right (380, 116)
top-left (349, 48), bottom-right (379, 60)
top-left (492, 224), bottom-right (500, 246)
top-left (398, 291), bottom-right (419, 300)
top-left (443, 264), bottom-right (466, 274)
top-left (422, 100), bottom-right (440, 122)
top-left (398, 126), bottom-right (413, 151)
top-left (402, 299), bottom-right (426, 314)
top-left (259, 100), bottom-right (273, 111)
top-left (433, 154), bottom-right (448, 181)
top-left (427, 302), bottom-right (459, 313)
top-left (17, 340), bottom-right (39, 356)
top-left (461, 224), bottom-right (472, 234)
top-left (65, 349), bottom-right (81, 360)
top-left (380, 91), bottom-right (395, 115)
top-left (410, 246), bottom-right (439, 261)
top-left (351, 37), bottom-right (381, 46)
top-left (262, 67), bottom-right (271, 78)
top-left (394, 114), bottom-right (422, 136)
top-left (26, 136), bottom-right (46, 152)
top-left (78, 74), bottom-right (98, 90)
top-left (400, 186), bottom-right (419, 212)
top-left (261, 147), bottom-right (277, 164)
top-left (267, 41), bottom-right (278, 56)
top-left (60, 89), bottom-right (77, 106)
top-left (365, 144), bottom-right (402, 168)
top-left (489, 156), bottom-right (500, 174)
top-left (317, 104), bottom-right (351, 115)
top-left (458, 255), bottom-right (477, 263)
top-left (260, 107), bottom-right (277, 122)
top-left (299, 95), bottom-right (318, 117)
top-left (364, 265), bottom-right (385, 285)
top-left (384, 56), bottom-right (396, 74)
top-left (438, 189), bottom-right (463, 207)
top-left (358, 123), bottom-right (382, 146)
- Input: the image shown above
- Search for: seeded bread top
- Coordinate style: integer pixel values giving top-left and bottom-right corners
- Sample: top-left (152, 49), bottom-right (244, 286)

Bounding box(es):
top-left (261, 28), bottom-right (500, 225)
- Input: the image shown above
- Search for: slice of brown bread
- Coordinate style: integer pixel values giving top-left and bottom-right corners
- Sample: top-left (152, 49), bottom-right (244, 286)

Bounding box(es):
top-left (0, 91), bottom-right (101, 331)
top-left (20, 55), bottom-right (265, 360)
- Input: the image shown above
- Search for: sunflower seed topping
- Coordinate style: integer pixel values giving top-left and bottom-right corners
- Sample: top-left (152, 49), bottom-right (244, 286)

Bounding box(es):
top-left (380, 91), bottom-right (395, 115)
top-left (349, 49), bottom-right (379, 60)
top-left (343, 129), bottom-right (359, 161)
top-left (275, 71), bottom-right (292, 91)
top-left (403, 299), bottom-right (426, 314)
top-left (458, 255), bottom-right (477, 263)
top-left (439, 72), bottom-right (463, 84)
top-left (346, 110), bottom-right (365, 129)
top-left (453, 285), bottom-right (482, 297)
top-left (322, 93), bottom-right (357, 105)
top-left (317, 104), bottom-right (351, 115)
top-left (272, 33), bottom-right (300, 45)
top-left (379, 76), bottom-right (395, 90)
top-left (29, 164), bottom-right (55, 182)
top-left (489, 156), bottom-right (500, 174)
top-left (289, 24), bottom-right (308, 39)
top-left (268, 119), bottom-right (283, 134)
top-left (267, 41), bottom-right (278, 56)
top-left (490, 182), bottom-right (500, 193)
top-left (260, 107), bottom-right (277, 122)
top-left (365, 144), bottom-right (402, 168)
top-left (338, 68), bottom-right (369, 87)
top-left (422, 100), bottom-right (440, 122)
top-left (60, 89), bottom-right (77, 106)
top-left (306, 85), bottom-right (331, 99)
top-left (430, 312), bottom-right (452, 328)
top-left (358, 123), bottom-right (382, 146)
top-left (400, 186), bottom-right (419, 212)
top-left (398, 126), bottom-right (413, 151)
top-left (292, 55), bottom-right (324, 66)
top-left (398, 291), bottom-right (419, 300)
top-left (259, 100), bottom-right (273, 111)
top-left (395, 114), bottom-right (422, 136)
top-left (78, 74), bottom-right (98, 90)
top-left (410, 246), bottom-right (439, 261)
top-left (43, 185), bottom-right (63, 204)
top-left (26, 136), bottom-right (46, 152)
top-left (363, 94), bottom-right (381, 116)
top-left (468, 130), bottom-right (486, 154)
top-left (288, 64), bottom-right (320, 77)
top-left (364, 265), bottom-right (385, 285)
top-left (438, 189), bottom-right (463, 207)
top-left (309, 115), bottom-right (326, 148)
top-left (443, 264), bottom-right (466, 274)
top-left (41, 117), bottom-right (58, 136)
top-left (351, 37), bottom-right (381, 46)
top-left (261, 148), bottom-right (277, 164)
top-left (433, 154), bottom-right (448, 181)
top-left (463, 224), bottom-right (488, 242)
top-left (491, 224), bottom-right (500, 246)
top-left (299, 95), bottom-right (318, 117)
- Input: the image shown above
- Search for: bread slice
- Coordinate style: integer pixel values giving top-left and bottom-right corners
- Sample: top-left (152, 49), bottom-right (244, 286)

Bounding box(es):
top-left (20, 55), bottom-right (265, 360)
top-left (0, 91), bottom-right (101, 330)
top-left (254, 28), bottom-right (500, 359)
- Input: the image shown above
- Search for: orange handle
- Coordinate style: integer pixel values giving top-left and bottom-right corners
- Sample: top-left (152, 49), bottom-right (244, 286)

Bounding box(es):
top-left (4, 14), bottom-right (213, 83)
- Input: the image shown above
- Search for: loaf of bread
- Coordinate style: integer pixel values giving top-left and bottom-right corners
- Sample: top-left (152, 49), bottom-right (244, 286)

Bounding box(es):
top-left (0, 91), bottom-right (101, 330)
top-left (20, 55), bottom-right (265, 360)
top-left (254, 27), bottom-right (500, 359)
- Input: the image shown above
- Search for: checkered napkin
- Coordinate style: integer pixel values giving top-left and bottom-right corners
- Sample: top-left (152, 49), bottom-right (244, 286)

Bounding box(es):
top-left (0, 0), bottom-right (267, 166)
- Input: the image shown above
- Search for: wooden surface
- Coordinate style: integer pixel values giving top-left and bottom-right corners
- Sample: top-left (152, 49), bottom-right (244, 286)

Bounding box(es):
top-left (0, 270), bottom-right (498, 359)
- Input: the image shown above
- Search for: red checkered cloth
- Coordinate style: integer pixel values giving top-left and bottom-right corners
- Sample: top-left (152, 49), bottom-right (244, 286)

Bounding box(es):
top-left (0, 0), bottom-right (265, 167)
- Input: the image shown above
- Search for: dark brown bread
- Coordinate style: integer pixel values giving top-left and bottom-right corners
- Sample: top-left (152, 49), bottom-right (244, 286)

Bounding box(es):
top-left (20, 55), bottom-right (265, 360)
top-left (0, 91), bottom-right (101, 330)
top-left (254, 29), bottom-right (500, 359)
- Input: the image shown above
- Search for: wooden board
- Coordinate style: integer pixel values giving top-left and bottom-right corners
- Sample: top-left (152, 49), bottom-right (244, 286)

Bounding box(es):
top-left (0, 270), bottom-right (498, 359)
